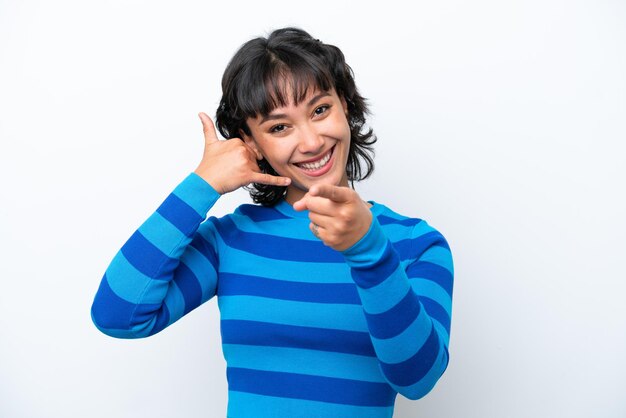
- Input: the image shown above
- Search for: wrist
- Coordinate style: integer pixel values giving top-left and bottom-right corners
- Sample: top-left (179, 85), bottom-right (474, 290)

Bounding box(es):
top-left (341, 216), bottom-right (386, 265)
top-left (193, 168), bottom-right (225, 195)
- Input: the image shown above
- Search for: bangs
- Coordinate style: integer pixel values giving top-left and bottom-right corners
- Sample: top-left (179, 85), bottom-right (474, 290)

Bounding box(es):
top-left (215, 27), bottom-right (376, 206)
top-left (236, 55), bottom-right (335, 119)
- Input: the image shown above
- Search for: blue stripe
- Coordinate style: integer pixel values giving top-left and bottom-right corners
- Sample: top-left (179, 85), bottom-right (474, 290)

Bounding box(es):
top-left (432, 321), bottom-right (450, 350)
top-left (356, 264), bottom-right (410, 315)
top-left (137, 212), bottom-right (187, 255)
top-left (226, 391), bottom-right (394, 418)
top-left (219, 295), bottom-right (368, 331)
top-left (409, 219), bottom-right (437, 238)
top-left (375, 223), bottom-right (418, 243)
top-left (393, 231), bottom-right (448, 261)
top-left (156, 193), bottom-right (204, 237)
top-left (230, 213), bottom-right (318, 241)
top-left (380, 322), bottom-right (440, 386)
top-left (350, 240), bottom-right (398, 289)
top-left (91, 275), bottom-right (137, 331)
top-left (172, 262), bottom-right (203, 315)
top-left (190, 225), bottom-right (219, 272)
top-left (377, 215), bottom-right (423, 227)
top-left (227, 367), bottom-right (396, 407)
top-left (418, 246), bottom-right (454, 274)
top-left (410, 279), bottom-right (452, 318)
top-left (421, 296), bottom-right (452, 335)
top-left (222, 344), bottom-right (386, 383)
top-left (215, 217), bottom-right (343, 262)
top-left (162, 280), bottom-right (185, 324)
top-left (147, 303), bottom-right (170, 336)
top-left (171, 172), bottom-right (219, 216)
top-left (407, 261), bottom-right (454, 296)
top-left (390, 342), bottom-right (447, 399)
top-left (105, 251), bottom-right (161, 304)
top-left (220, 319), bottom-right (376, 357)
top-left (237, 204), bottom-right (290, 222)
top-left (365, 289), bottom-right (421, 339)
top-left (91, 275), bottom-right (164, 335)
top-left (120, 231), bottom-right (177, 280)
top-left (179, 246), bottom-right (217, 303)
top-left (370, 307), bottom-right (434, 364)
top-left (217, 272), bottom-right (360, 304)
top-left (219, 244), bottom-right (351, 283)
top-left (130, 299), bottom-right (169, 335)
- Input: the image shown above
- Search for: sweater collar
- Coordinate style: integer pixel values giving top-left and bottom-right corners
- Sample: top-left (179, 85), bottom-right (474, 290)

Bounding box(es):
top-left (273, 198), bottom-right (385, 219)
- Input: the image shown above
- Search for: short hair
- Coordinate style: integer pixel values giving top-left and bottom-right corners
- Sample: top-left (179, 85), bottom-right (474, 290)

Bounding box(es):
top-left (215, 27), bottom-right (376, 206)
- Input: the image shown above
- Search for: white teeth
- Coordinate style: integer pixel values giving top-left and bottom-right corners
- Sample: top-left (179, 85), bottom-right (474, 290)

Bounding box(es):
top-left (297, 149), bottom-right (332, 170)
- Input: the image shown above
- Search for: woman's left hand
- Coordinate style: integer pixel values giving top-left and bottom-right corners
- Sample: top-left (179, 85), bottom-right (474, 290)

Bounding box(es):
top-left (293, 184), bottom-right (373, 252)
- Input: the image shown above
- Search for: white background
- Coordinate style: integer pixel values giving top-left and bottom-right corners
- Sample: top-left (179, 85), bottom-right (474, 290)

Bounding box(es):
top-left (1, 0), bottom-right (625, 417)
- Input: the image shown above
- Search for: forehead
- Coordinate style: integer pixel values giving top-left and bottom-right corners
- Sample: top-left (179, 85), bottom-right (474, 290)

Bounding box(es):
top-left (266, 73), bottom-right (330, 106)
top-left (249, 66), bottom-right (331, 111)
top-left (252, 89), bottom-right (333, 126)
top-left (247, 76), bottom-right (336, 123)
top-left (270, 86), bottom-right (332, 110)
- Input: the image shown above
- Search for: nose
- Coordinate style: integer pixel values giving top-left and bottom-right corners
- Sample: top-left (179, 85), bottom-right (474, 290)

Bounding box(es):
top-left (297, 123), bottom-right (324, 154)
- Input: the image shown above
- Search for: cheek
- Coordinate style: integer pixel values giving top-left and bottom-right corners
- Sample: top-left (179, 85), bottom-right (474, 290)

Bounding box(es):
top-left (337, 121), bottom-right (352, 144)
top-left (343, 122), bottom-right (351, 140)
top-left (336, 114), bottom-right (351, 139)
top-left (322, 115), bottom-right (351, 141)
top-left (259, 143), bottom-right (292, 165)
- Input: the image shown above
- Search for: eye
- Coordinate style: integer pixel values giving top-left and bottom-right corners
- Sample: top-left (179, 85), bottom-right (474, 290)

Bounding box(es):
top-left (314, 104), bottom-right (331, 116)
top-left (269, 124), bottom-right (287, 133)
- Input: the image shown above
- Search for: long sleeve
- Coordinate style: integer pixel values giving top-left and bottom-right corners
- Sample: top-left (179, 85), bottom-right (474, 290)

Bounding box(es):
top-left (91, 172), bottom-right (222, 339)
top-left (341, 216), bottom-right (454, 400)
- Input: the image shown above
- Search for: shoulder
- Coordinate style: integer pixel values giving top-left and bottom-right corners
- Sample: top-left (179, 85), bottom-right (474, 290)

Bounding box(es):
top-left (372, 202), bottom-right (424, 228)
top-left (372, 202), bottom-right (451, 259)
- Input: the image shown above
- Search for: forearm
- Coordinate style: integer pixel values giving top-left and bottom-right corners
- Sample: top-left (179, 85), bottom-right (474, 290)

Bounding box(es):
top-left (342, 218), bottom-right (453, 399)
top-left (91, 173), bottom-right (221, 338)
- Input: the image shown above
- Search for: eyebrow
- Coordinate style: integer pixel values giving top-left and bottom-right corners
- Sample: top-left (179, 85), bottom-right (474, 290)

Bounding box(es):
top-left (259, 92), bottom-right (331, 125)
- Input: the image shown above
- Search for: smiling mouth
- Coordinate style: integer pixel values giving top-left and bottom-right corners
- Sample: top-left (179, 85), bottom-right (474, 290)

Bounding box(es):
top-left (294, 146), bottom-right (334, 171)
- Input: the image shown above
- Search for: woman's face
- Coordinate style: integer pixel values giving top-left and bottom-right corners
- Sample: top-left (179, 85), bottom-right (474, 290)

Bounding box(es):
top-left (241, 86), bottom-right (351, 204)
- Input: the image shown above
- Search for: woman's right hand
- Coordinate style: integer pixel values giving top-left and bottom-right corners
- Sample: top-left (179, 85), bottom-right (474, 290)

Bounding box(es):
top-left (194, 112), bottom-right (291, 195)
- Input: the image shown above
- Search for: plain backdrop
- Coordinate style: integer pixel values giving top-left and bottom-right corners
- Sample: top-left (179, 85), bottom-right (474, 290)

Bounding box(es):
top-left (1, 0), bottom-right (625, 417)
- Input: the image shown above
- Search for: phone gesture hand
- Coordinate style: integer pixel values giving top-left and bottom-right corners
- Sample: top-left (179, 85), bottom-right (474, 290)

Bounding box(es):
top-left (194, 112), bottom-right (291, 194)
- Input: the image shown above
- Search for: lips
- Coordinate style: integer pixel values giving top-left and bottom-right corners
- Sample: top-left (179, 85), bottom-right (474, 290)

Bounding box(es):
top-left (294, 146), bottom-right (334, 170)
top-left (292, 145), bottom-right (335, 177)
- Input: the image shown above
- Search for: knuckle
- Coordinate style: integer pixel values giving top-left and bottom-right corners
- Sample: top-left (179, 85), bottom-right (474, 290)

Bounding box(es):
top-left (236, 146), bottom-right (247, 155)
top-left (327, 236), bottom-right (340, 247)
top-left (338, 208), bottom-right (351, 220)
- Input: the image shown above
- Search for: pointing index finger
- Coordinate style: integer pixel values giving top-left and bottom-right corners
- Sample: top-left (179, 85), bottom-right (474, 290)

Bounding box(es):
top-left (309, 184), bottom-right (352, 203)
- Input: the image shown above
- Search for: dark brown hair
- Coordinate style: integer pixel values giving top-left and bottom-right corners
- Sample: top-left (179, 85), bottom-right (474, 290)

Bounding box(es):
top-left (215, 27), bottom-right (376, 206)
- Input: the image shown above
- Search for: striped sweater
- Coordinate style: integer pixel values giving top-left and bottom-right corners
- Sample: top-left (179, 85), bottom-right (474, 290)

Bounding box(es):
top-left (91, 172), bottom-right (454, 418)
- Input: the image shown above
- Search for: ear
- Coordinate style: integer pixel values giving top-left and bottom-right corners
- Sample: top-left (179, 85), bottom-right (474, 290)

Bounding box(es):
top-left (239, 129), bottom-right (263, 160)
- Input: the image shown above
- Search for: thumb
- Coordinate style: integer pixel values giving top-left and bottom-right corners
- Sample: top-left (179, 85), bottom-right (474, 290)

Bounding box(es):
top-left (292, 198), bottom-right (308, 211)
top-left (198, 112), bottom-right (219, 145)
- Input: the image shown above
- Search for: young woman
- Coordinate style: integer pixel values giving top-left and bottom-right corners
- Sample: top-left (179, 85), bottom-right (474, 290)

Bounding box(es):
top-left (91, 27), bottom-right (454, 418)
